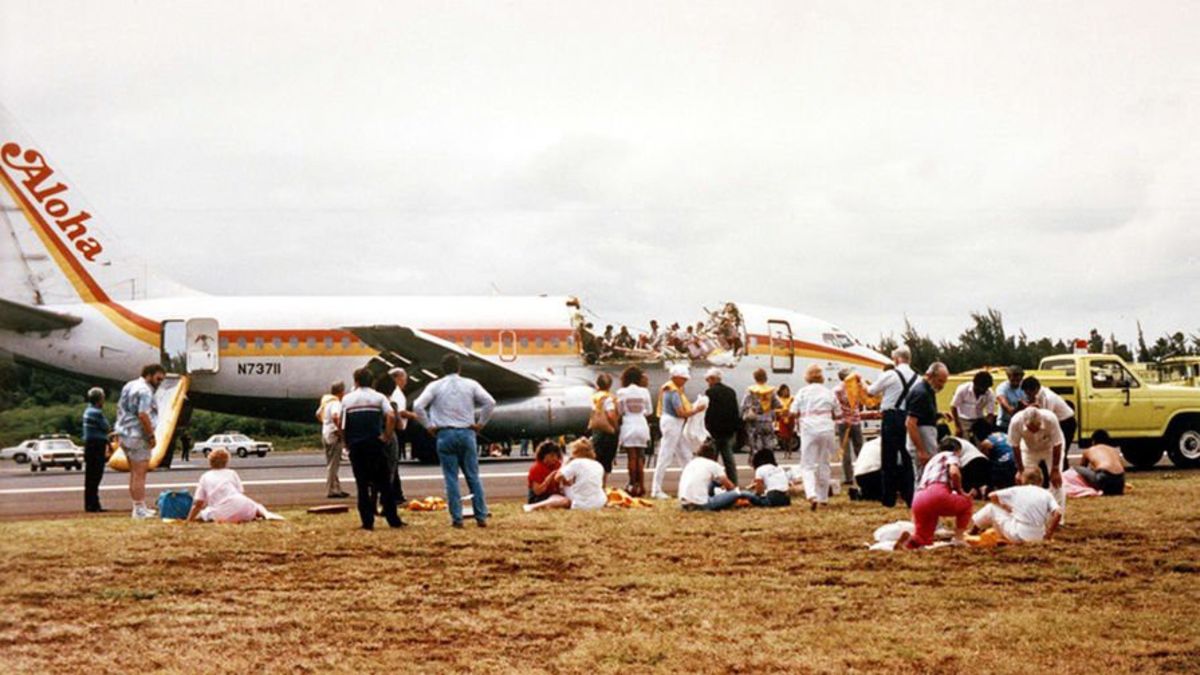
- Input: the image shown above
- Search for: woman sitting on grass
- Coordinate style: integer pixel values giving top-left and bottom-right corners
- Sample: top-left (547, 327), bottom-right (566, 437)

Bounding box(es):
top-left (186, 448), bottom-right (283, 523)
top-left (527, 441), bottom-right (564, 504)
top-left (747, 448), bottom-right (791, 507)
top-left (523, 439), bottom-right (607, 512)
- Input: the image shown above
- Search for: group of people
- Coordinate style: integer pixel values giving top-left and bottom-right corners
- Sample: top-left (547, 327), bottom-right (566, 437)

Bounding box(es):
top-left (577, 303), bottom-right (745, 364)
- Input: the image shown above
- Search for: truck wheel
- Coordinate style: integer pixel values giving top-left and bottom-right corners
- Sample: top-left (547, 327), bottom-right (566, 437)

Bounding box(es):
top-left (1166, 422), bottom-right (1200, 468)
top-left (236, 448), bottom-right (248, 458)
top-left (1122, 442), bottom-right (1164, 470)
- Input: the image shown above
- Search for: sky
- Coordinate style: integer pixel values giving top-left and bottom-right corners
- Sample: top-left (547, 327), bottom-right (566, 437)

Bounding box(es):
top-left (2, 1), bottom-right (1198, 347)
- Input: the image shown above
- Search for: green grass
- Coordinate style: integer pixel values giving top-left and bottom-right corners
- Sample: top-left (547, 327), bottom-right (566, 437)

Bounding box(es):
top-left (1, 472), bottom-right (1198, 672)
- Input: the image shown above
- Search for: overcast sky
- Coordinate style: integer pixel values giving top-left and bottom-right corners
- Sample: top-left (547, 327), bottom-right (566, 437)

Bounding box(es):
top-left (2, 1), bottom-right (1197, 346)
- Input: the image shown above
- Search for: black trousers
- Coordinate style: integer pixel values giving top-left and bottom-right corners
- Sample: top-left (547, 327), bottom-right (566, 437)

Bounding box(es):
top-left (348, 439), bottom-right (402, 529)
top-left (880, 409), bottom-right (914, 507)
top-left (84, 438), bottom-right (107, 511)
top-left (1059, 417), bottom-right (1077, 470)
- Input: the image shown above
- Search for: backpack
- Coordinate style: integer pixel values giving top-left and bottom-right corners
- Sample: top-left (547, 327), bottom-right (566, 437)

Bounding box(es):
top-left (157, 489), bottom-right (193, 520)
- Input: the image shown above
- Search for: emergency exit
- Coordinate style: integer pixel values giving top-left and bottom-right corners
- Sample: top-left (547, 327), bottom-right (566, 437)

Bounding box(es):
top-left (161, 318), bottom-right (220, 374)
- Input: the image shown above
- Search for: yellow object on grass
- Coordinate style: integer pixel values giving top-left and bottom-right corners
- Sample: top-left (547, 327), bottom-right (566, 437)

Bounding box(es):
top-left (604, 488), bottom-right (655, 509)
top-left (405, 497), bottom-right (448, 511)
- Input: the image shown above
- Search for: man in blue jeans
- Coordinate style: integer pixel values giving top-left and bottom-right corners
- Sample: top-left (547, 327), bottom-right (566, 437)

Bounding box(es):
top-left (413, 353), bottom-right (497, 528)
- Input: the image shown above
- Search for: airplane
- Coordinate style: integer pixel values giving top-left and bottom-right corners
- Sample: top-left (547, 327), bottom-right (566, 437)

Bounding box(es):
top-left (0, 113), bottom-right (890, 468)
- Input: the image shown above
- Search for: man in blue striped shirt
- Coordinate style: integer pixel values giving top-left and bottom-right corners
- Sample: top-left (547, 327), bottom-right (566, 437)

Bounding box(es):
top-left (81, 387), bottom-right (111, 512)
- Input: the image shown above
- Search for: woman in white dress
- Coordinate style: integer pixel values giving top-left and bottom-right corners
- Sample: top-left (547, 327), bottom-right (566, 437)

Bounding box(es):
top-left (522, 439), bottom-right (608, 512)
top-left (186, 448), bottom-right (282, 523)
top-left (616, 366), bottom-right (653, 497)
top-left (790, 364), bottom-right (838, 510)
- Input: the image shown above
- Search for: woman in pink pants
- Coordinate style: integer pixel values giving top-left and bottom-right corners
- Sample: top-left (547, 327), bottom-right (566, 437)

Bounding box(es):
top-left (899, 438), bottom-right (972, 549)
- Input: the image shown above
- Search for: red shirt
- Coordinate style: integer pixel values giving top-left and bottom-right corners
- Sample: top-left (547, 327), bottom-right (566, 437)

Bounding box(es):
top-left (527, 461), bottom-right (561, 495)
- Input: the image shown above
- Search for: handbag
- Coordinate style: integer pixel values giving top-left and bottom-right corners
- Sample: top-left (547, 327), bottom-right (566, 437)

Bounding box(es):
top-left (156, 489), bottom-right (194, 520)
top-left (588, 393), bottom-right (617, 435)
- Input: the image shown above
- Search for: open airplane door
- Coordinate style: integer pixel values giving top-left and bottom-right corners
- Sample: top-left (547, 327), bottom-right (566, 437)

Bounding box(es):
top-left (108, 374), bottom-right (190, 472)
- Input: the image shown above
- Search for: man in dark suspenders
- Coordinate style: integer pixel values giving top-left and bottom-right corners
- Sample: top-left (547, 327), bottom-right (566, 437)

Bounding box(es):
top-left (867, 346), bottom-right (919, 507)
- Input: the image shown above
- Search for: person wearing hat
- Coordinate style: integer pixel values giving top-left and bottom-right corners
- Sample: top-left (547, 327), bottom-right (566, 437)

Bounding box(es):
top-left (650, 364), bottom-right (708, 499)
top-left (703, 367), bottom-right (741, 484)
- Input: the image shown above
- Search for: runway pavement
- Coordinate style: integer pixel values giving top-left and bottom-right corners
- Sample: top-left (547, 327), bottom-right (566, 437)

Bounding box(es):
top-left (0, 447), bottom-right (1166, 520)
top-left (0, 451), bottom-right (698, 519)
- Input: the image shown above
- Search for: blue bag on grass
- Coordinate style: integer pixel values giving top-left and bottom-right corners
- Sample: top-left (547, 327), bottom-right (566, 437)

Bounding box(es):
top-left (157, 490), bottom-right (193, 520)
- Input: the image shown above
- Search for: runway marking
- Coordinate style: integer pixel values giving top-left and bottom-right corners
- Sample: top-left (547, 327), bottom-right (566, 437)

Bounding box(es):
top-left (0, 468), bottom-right (682, 496)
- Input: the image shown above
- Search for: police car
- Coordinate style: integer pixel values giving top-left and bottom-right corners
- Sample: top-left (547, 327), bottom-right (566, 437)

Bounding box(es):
top-left (29, 436), bottom-right (85, 472)
top-left (193, 432), bottom-right (273, 458)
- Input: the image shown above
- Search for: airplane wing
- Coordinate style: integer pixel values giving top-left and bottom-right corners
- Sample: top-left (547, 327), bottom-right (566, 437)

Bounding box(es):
top-left (343, 325), bottom-right (543, 398)
top-left (0, 297), bottom-right (82, 333)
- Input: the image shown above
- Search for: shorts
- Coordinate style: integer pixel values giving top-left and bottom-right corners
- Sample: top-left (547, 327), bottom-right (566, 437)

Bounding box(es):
top-left (592, 432), bottom-right (619, 473)
top-left (121, 436), bottom-right (152, 463)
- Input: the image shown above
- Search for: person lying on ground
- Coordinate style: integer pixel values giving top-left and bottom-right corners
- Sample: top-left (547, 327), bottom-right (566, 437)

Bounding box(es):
top-left (1076, 430), bottom-right (1126, 496)
top-left (895, 438), bottom-right (972, 550)
top-left (523, 439), bottom-right (607, 512)
top-left (527, 441), bottom-right (564, 504)
top-left (969, 467), bottom-right (1063, 543)
top-left (747, 448), bottom-right (791, 507)
top-left (186, 448), bottom-right (283, 523)
top-left (678, 440), bottom-right (751, 511)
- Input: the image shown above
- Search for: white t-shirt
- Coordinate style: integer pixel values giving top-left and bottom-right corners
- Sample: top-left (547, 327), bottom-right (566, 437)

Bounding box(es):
top-left (791, 384), bottom-right (837, 435)
top-left (321, 399), bottom-right (342, 445)
top-left (678, 457), bottom-right (726, 505)
top-left (854, 438), bottom-right (882, 476)
top-left (755, 464), bottom-right (789, 493)
top-left (390, 389), bottom-right (408, 431)
top-left (559, 458), bottom-right (607, 510)
top-left (951, 382), bottom-right (997, 421)
top-left (992, 485), bottom-right (1061, 527)
top-left (1034, 388), bottom-right (1074, 421)
top-left (1008, 408), bottom-right (1065, 457)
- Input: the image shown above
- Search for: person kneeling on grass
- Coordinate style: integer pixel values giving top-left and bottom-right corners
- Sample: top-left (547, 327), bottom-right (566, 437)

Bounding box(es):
top-left (678, 440), bottom-right (750, 511)
top-left (746, 448), bottom-right (791, 507)
top-left (186, 448), bottom-right (283, 523)
top-left (523, 439), bottom-right (607, 512)
top-left (895, 438), bottom-right (972, 550)
top-left (969, 467), bottom-right (1062, 543)
top-left (527, 441), bottom-right (565, 504)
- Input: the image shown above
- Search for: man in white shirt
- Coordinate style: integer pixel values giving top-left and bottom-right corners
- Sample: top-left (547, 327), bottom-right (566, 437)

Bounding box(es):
top-left (1021, 376), bottom-right (1076, 469)
top-left (317, 381), bottom-right (348, 499)
top-left (950, 371), bottom-right (997, 441)
top-left (867, 346), bottom-right (920, 508)
top-left (387, 368), bottom-right (419, 504)
top-left (970, 468), bottom-right (1063, 542)
top-left (1008, 406), bottom-right (1067, 519)
top-left (678, 441), bottom-right (748, 511)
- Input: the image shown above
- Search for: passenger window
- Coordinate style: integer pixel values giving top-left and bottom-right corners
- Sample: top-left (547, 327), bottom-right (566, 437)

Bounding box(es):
top-left (1090, 361), bottom-right (1138, 389)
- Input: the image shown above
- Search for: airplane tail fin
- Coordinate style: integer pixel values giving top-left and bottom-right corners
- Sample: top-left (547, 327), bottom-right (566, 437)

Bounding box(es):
top-left (0, 105), bottom-right (197, 308)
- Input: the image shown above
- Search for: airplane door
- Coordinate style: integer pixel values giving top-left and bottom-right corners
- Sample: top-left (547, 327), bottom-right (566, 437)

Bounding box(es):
top-left (768, 320), bottom-right (794, 374)
top-left (186, 318), bottom-right (220, 373)
top-left (499, 330), bottom-right (518, 363)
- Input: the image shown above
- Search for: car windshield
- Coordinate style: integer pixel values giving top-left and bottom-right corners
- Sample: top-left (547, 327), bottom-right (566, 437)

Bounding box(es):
top-left (44, 440), bottom-right (73, 450)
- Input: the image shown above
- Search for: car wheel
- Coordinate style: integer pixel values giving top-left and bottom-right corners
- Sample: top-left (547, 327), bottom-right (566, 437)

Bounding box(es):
top-left (39, 465), bottom-right (47, 472)
top-left (203, 449), bottom-right (210, 457)
top-left (257, 450), bottom-right (266, 457)
top-left (236, 447), bottom-right (248, 458)
top-left (14, 453), bottom-right (28, 464)
top-left (1122, 441), bottom-right (1165, 470)
top-left (30, 464), bottom-right (37, 473)
top-left (1166, 421), bottom-right (1200, 468)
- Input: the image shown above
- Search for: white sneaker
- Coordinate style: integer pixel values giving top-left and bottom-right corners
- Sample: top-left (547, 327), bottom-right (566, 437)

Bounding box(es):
top-left (131, 506), bottom-right (156, 519)
top-left (651, 492), bottom-right (671, 500)
top-left (522, 504), bottom-right (535, 513)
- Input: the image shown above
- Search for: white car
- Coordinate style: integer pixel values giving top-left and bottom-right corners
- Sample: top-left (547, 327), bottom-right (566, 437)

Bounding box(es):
top-left (1, 439), bottom-right (39, 464)
top-left (29, 438), bottom-right (85, 472)
top-left (194, 432), bottom-right (273, 458)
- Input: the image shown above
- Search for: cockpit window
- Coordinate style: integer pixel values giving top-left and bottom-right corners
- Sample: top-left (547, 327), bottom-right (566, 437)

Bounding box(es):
top-left (823, 332), bottom-right (856, 349)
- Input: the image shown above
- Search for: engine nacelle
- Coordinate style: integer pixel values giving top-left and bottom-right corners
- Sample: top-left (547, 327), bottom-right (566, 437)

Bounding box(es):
top-left (483, 380), bottom-right (595, 439)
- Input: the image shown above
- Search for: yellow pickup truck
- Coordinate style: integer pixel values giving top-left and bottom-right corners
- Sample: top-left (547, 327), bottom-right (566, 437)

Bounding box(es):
top-left (936, 353), bottom-right (1200, 469)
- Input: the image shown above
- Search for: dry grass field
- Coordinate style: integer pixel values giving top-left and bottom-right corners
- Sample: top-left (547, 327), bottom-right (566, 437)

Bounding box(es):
top-left (2, 472), bottom-right (1199, 674)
